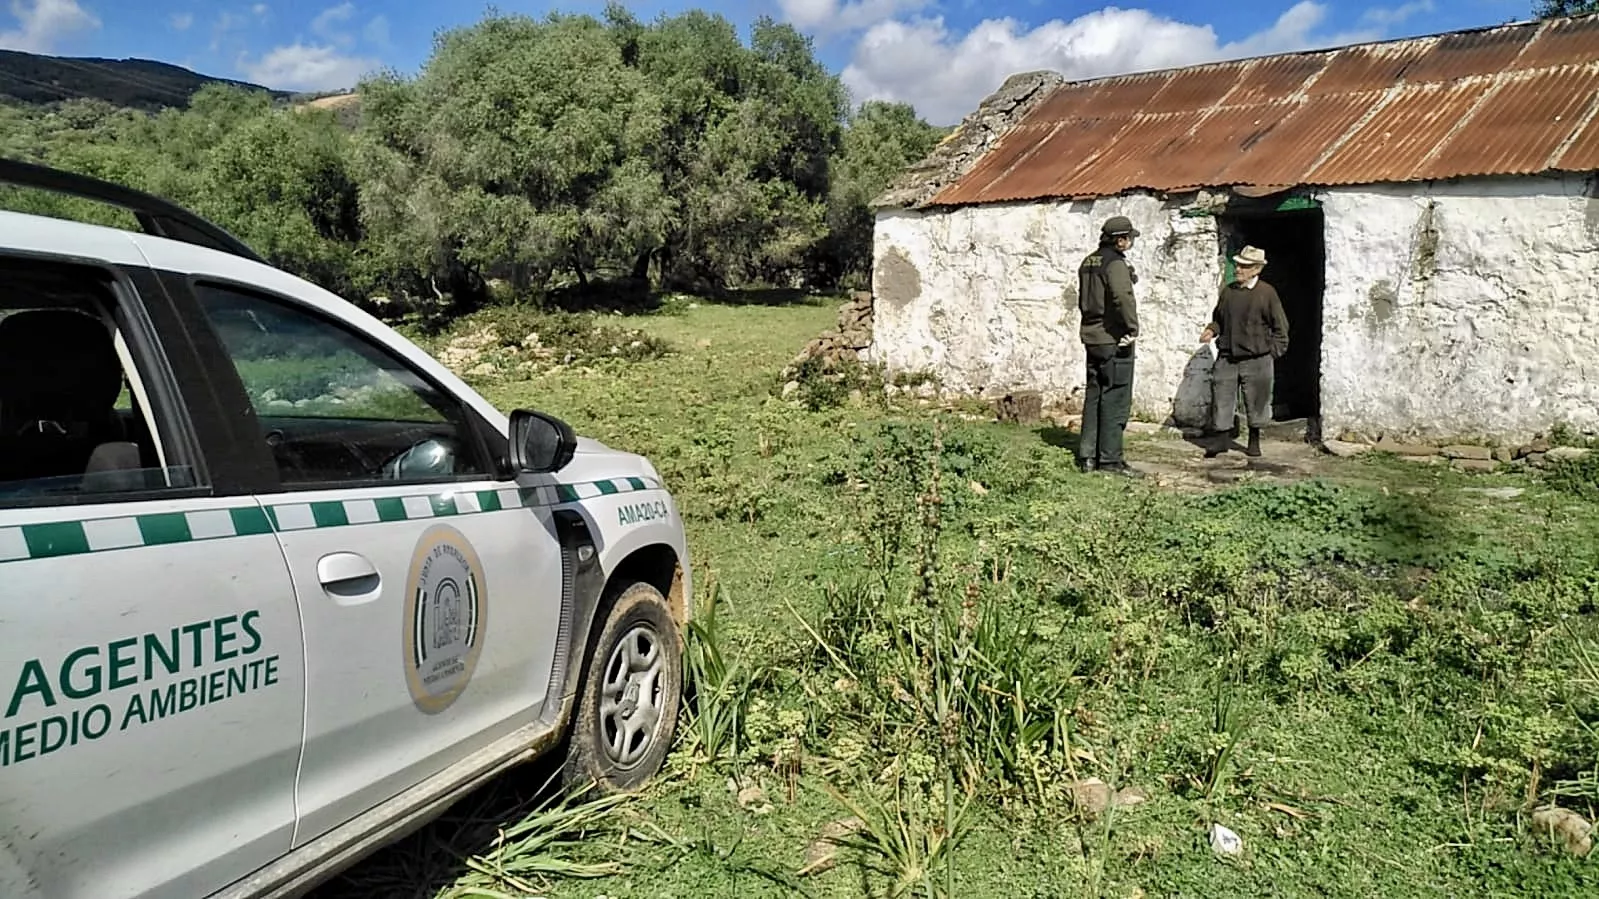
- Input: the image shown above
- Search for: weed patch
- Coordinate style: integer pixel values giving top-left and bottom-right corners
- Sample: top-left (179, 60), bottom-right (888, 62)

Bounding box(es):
top-left (429, 306), bottom-right (671, 380)
top-left (317, 299), bottom-right (1599, 899)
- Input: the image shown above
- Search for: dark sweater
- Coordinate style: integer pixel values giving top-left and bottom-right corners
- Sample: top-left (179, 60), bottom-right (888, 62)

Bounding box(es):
top-left (1209, 279), bottom-right (1289, 360)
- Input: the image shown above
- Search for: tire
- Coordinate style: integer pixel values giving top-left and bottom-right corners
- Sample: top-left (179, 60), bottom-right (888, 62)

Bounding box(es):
top-left (562, 580), bottom-right (684, 794)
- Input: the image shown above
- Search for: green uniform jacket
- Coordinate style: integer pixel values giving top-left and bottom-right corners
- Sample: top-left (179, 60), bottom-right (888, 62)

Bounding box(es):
top-left (1078, 244), bottom-right (1138, 348)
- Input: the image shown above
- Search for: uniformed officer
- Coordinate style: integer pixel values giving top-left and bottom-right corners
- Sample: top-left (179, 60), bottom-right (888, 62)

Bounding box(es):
top-left (1076, 215), bottom-right (1142, 476)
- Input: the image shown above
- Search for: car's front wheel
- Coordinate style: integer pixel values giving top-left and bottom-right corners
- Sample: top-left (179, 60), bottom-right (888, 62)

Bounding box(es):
top-left (563, 580), bottom-right (683, 794)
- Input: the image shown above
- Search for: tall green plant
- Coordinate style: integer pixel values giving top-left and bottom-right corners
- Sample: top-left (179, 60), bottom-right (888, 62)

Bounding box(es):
top-left (681, 583), bottom-right (758, 767)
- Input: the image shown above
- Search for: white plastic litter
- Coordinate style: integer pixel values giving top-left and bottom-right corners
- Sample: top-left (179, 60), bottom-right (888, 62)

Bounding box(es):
top-left (1208, 822), bottom-right (1244, 856)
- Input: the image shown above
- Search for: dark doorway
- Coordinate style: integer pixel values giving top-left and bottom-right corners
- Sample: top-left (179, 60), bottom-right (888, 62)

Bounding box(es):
top-left (1217, 204), bottom-right (1326, 438)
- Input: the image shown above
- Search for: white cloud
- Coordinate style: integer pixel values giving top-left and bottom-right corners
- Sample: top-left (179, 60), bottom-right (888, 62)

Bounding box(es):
top-left (240, 42), bottom-right (379, 92)
top-left (169, 12), bottom-right (193, 32)
top-left (841, 2), bottom-right (1387, 126)
top-left (312, 2), bottom-right (356, 46)
top-left (0, 0), bottom-right (100, 53)
top-left (1360, 0), bottom-right (1435, 28)
top-left (253, 3), bottom-right (268, 16)
top-left (362, 14), bottom-right (389, 47)
top-left (779, 0), bottom-right (931, 36)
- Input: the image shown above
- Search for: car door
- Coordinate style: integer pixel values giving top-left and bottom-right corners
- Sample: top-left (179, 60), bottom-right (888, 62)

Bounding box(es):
top-left (177, 275), bottom-right (565, 842)
top-left (0, 252), bottom-right (304, 899)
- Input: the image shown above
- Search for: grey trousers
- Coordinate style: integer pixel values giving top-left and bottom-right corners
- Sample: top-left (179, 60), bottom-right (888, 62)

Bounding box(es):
top-left (1211, 354), bottom-right (1274, 432)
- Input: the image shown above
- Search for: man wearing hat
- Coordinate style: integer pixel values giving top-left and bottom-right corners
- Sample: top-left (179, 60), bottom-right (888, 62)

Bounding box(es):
top-left (1200, 245), bottom-right (1290, 458)
top-left (1075, 215), bottom-right (1142, 475)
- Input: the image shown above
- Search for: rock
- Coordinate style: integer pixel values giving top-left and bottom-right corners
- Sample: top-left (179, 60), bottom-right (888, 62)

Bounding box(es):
top-left (1494, 447), bottom-right (1517, 464)
top-left (736, 783), bottom-right (771, 814)
top-left (1400, 454), bottom-right (1441, 465)
top-left (696, 338), bottom-right (713, 349)
top-left (1465, 486), bottom-right (1525, 499)
top-left (798, 817), bottom-right (866, 876)
top-left (467, 362), bottom-right (497, 377)
top-left (1114, 786), bottom-right (1151, 807)
top-left (1070, 778), bottom-right (1113, 813)
top-left (1207, 468), bottom-right (1249, 483)
top-left (1546, 446), bottom-right (1592, 463)
top-left (1528, 453), bottom-right (1548, 468)
top-left (993, 391), bottom-right (1043, 425)
top-left (1375, 438), bottom-right (1438, 457)
top-left (1125, 421), bottom-right (1165, 435)
top-left (1443, 445), bottom-right (1494, 461)
top-left (1531, 806), bottom-right (1593, 858)
top-left (969, 481), bottom-right (989, 496)
top-left (1454, 459), bottom-right (1498, 473)
top-left (1208, 823), bottom-right (1244, 857)
top-left (1526, 438), bottom-right (1553, 456)
top-left (782, 381), bottom-right (801, 398)
top-left (1323, 439), bottom-right (1371, 458)
top-left (1340, 430), bottom-right (1378, 445)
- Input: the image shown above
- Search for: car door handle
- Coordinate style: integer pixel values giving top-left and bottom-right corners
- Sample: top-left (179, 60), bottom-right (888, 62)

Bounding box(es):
top-left (317, 552), bottom-right (382, 603)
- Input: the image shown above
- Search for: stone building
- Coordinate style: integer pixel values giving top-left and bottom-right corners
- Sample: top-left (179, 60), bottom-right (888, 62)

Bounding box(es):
top-left (868, 15), bottom-right (1599, 445)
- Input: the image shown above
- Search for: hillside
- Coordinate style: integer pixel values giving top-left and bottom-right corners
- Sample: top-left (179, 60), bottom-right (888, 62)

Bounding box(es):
top-left (0, 49), bottom-right (288, 110)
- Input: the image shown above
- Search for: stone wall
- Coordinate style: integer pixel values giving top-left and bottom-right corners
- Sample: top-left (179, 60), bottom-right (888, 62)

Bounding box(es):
top-left (869, 174), bottom-right (1599, 444)
top-left (784, 290), bottom-right (874, 375)
top-left (871, 71), bottom-right (1064, 212)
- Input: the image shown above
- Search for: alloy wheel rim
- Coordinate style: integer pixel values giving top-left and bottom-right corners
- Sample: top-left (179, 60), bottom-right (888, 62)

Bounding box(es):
top-left (598, 623), bottom-right (666, 768)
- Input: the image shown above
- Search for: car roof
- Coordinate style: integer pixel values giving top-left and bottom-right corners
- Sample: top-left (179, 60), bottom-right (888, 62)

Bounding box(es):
top-left (0, 206), bottom-right (352, 327)
top-left (0, 206), bottom-right (511, 433)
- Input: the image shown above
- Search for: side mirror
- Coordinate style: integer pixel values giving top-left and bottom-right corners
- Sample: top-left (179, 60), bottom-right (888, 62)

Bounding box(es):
top-left (509, 409), bottom-right (577, 474)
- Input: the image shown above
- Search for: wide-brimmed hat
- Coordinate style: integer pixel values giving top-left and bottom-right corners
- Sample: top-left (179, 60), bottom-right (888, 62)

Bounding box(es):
top-left (1101, 215), bottom-right (1140, 238)
top-left (1232, 245), bottom-right (1267, 267)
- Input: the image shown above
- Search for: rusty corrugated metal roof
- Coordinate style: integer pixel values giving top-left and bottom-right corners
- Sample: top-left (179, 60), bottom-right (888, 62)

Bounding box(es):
top-left (928, 16), bottom-right (1599, 207)
top-left (1306, 81), bottom-right (1487, 185)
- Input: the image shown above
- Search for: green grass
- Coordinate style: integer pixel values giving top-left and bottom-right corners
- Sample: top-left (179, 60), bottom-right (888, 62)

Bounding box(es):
top-left (322, 294), bottom-right (1599, 899)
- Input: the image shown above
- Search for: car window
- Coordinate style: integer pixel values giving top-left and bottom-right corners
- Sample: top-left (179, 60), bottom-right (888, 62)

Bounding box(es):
top-left (193, 283), bottom-right (489, 487)
top-left (0, 258), bottom-right (197, 505)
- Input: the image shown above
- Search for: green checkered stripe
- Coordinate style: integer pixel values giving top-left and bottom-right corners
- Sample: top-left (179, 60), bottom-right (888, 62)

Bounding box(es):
top-left (0, 476), bottom-right (662, 563)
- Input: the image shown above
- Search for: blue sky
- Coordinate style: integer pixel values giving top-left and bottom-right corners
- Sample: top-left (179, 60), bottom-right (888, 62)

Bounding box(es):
top-left (0, 0), bottom-right (1540, 123)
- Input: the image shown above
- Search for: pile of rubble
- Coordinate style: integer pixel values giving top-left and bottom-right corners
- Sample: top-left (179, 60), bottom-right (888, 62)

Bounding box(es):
top-left (784, 290), bottom-right (874, 376)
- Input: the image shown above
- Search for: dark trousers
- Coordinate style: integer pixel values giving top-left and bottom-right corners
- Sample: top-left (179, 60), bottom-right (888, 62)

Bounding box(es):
top-left (1080, 344), bottom-right (1135, 466)
top-left (1211, 353), bottom-right (1274, 432)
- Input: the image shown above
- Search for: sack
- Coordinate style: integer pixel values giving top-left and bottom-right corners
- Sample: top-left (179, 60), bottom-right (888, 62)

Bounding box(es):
top-left (1171, 345), bottom-right (1216, 429)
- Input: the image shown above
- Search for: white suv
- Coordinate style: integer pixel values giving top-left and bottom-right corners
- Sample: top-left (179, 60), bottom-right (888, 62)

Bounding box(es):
top-left (0, 160), bottom-right (693, 899)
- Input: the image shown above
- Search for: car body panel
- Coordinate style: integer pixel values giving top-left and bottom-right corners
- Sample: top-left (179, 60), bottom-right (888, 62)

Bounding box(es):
top-left (0, 497), bottom-right (304, 899)
top-left (267, 478), bottom-right (565, 844)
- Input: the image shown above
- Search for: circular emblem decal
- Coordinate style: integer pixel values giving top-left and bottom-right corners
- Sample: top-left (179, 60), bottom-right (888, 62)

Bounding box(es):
top-left (402, 525), bottom-right (487, 714)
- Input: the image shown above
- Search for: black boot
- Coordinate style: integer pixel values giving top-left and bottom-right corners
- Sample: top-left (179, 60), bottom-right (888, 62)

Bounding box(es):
top-left (1202, 428), bottom-right (1228, 458)
top-left (1246, 427), bottom-right (1262, 457)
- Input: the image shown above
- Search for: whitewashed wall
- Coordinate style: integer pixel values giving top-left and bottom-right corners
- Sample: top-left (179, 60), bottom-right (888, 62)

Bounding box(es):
top-left (870, 174), bottom-right (1599, 443)
top-left (1319, 176), bottom-right (1599, 443)
top-left (870, 195), bottom-right (1222, 424)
